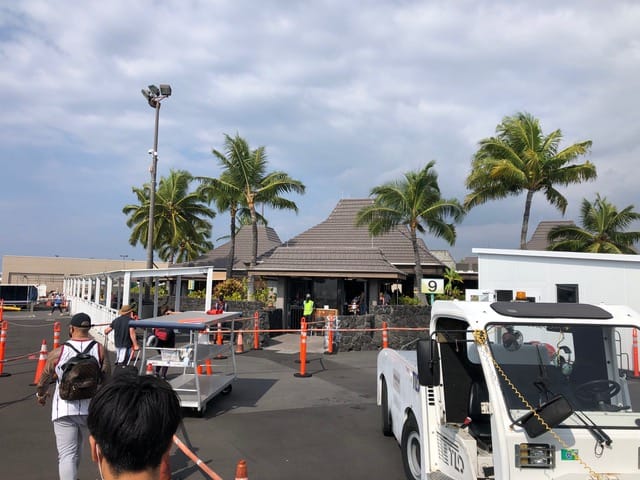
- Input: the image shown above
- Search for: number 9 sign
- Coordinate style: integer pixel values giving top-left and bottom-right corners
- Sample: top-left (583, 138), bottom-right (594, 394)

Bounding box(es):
top-left (421, 278), bottom-right (444, 294)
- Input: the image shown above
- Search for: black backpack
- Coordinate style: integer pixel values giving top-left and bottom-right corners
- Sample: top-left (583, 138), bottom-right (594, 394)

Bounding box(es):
top-left (58, 341), bottom-right (103, 401)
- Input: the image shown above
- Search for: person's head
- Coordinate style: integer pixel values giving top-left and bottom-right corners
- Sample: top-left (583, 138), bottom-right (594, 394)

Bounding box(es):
top-left (158, 305), bottom-right (174, 316)
top-left (119, 304), bottom-right (135, 317)
top-left (306, 294), bottom-right (311, 299)
top-left (88, 374), bottom-right (181, 478)
top-left (69, 312), bottom-right (91, 338)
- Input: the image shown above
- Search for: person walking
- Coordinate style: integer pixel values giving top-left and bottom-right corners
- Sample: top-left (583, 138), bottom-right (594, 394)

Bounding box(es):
top-left (35, 312), bottom-right (111, 480)
top-left (154, 305), bottom-right (176, 379)
top-left (50, 292), bottom-right (64, 315)
top-left (104, 305), bottom-right (139, 364)
top-left (87, 374), bottom-right (181, 480)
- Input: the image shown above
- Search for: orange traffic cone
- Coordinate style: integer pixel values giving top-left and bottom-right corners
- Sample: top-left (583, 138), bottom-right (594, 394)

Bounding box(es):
top-left (31, 340), bottom-right (48, 386)
top-left (235, 330), bottom-right (244, 354)
top-left (53, 322), bottom-right (61, 350)
top-left (235, 459), bottom-right (248, 480)
top-left (216, 323), bottom-right (223, 345)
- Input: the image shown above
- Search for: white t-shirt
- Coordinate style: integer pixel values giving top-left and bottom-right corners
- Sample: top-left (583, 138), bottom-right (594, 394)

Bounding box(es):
top-left (50, 339), bottom-right (101, 421)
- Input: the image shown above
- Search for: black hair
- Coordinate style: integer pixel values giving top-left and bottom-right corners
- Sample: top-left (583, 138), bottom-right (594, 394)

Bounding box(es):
top-left (87, 374), bottom-right (181, 475)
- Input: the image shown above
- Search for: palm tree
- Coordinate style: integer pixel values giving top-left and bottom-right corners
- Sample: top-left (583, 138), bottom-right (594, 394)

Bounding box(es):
top-left (548, 195), bottom-right (640, 253)
top-left (199, 171), bottom-right (267, 278)
top-left (465, 112), bottom-right (596, 249)
top-left (123, 169), bottom-right (216, 263)
top-left (158, 224), bottom-right (213, 264)
top-left (356, 162), bottom-right (465, 304)
top-left (202, 133), bottom-right (305, 298)
top-left (443, 267), bottom-right (463, 298)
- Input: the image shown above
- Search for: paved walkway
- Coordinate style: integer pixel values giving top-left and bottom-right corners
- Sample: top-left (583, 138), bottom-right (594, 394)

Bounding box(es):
top-left (0, 311), bottom-right (404, 480)
top-left (263, 332), bottom-right (326, 354)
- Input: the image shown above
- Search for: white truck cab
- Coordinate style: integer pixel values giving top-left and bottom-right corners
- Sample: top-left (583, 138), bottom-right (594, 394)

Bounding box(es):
top-left (377, 300), bottom-right (640, 479)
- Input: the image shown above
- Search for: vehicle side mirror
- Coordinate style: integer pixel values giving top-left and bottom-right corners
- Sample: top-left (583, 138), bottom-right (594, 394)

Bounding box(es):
top-left (502, 329), bottom-right (523, 351)
top-left (417, 339), bottom-right (440, 387)
top-left (516, 395), bottom-right (573, 438)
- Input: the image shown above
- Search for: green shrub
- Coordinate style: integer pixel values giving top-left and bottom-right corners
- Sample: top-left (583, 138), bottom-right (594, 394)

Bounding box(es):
top-left (213, 278), bottom-right (246, 301)
top-left (398, 295), bottom-right (421, 305)
top-left (187, 289), bottom-right (206, 299)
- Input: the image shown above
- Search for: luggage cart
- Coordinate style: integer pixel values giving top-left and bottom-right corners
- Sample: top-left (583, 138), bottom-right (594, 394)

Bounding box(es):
top-left (133, 310), bottom-right (240, 415)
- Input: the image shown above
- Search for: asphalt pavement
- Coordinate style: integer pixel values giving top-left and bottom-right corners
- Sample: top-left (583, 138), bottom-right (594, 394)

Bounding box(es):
top-left (0, 310), bottom-right (405, 480)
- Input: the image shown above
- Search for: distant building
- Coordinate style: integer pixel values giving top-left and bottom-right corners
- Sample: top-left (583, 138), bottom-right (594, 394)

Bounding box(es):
top-left (250, 198), bottom-right (448, 321)
top-left (174, 225), bottom-right (281, 275)
top-left (1, 255), bottom-right (166, 294)
top-left (524, 220), bottom-right (575, 250)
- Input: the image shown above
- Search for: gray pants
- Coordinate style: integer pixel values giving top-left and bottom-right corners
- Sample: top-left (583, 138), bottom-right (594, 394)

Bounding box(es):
top-left (53, 415), bottom-right (87, 480)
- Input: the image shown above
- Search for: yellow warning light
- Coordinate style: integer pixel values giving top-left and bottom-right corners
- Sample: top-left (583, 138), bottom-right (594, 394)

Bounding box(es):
top-left (515, 291), bottom-right (527, 301)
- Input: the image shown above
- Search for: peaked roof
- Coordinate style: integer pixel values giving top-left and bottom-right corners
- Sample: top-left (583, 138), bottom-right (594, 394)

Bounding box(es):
top-left (252, 246), bottom-right (405, 278)
top-left (430, 250), bottom-right (457, 270)
top-left (252, 198), bottom-right (444, 278)
top-left (175, 225), bottom-right (281, 270)
top-left (525, 220), bottom-right (575, 251)
top-left (283, 198), bottom-right (442, 266)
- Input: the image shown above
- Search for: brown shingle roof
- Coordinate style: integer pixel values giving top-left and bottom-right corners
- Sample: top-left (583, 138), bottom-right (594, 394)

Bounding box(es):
top-left (284, 199), bottom-right (443, 266)
top-left (525, 220), bottom-right (575, 251)
top-left (252, 246), bottom-right (405, 278)
top-left (174, 225), bottom-right (281, 270)
top-left (254, 198), bottom-right (444, 277)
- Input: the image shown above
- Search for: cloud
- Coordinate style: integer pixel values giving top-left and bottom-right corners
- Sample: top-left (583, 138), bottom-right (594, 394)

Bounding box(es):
top-left (1, 0), bottom-right (639, 264)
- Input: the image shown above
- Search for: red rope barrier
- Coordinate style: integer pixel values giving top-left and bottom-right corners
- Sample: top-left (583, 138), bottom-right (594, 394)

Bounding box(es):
top-left (0, 350), bottom-right (42, 363)
top-left (172, 435), bottom-right (224, 480)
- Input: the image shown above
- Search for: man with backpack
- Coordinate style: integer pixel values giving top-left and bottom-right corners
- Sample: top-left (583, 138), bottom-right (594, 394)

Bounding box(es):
top-left (36, 312), bottom-right (111, 480)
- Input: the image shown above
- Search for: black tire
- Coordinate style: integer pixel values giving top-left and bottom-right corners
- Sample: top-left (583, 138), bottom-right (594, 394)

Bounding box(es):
top-left (381, 378), bottom-right (393, 436)
top-left (401, 413), bottom-right (421, 480)
top-left (192, 407), bottom-right (204, 418)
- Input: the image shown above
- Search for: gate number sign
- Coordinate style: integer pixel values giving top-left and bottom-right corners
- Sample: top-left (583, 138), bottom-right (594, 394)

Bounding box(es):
top-left (421, 278), bottom-right (444, 295)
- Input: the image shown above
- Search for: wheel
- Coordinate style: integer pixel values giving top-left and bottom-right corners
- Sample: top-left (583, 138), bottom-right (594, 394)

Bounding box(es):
top-left (192, 407), bottom-right (204, 418)
top-left (574, 379), bottom-right (620, 402)
top-left (221, 384), bottom-right (232, 395)
top-left (401, 413), bottom-right (421, 480)
top-left (381, 378), bottom-right (393, 436)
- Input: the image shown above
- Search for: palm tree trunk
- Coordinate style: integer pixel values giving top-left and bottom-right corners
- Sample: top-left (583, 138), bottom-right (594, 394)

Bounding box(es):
top-left (410, 226), bottom-right (427, 305)
top-left (226, 206), bottom-right (237, 279)
top-left (520, 190), bottom-right (535, 249)
top-left (248, 200), bottom-right (257, 300)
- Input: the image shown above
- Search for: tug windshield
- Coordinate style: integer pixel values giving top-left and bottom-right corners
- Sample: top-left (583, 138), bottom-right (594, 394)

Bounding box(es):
top-left (480, 324), bottom-right (640, 427)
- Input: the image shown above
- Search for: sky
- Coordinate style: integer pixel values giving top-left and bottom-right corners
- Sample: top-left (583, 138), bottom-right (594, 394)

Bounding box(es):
top-left (1, 1), bottom-right (639, 265)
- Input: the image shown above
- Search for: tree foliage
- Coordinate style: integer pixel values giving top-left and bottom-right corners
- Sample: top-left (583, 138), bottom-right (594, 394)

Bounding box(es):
top-left (548, 194), bottom-right (640, 253)
top-left (123, 169), bottom-right (215, 263)
top-left (465, 112), bottom-right (596, 248)
top-left (200, 133), bottom-right (305, 298)
top-left (356, 162), bottom-right (464, 304)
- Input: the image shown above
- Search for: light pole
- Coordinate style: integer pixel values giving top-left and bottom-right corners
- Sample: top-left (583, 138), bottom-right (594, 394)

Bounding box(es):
top-left (141, 84), bottom-right (172, 271)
